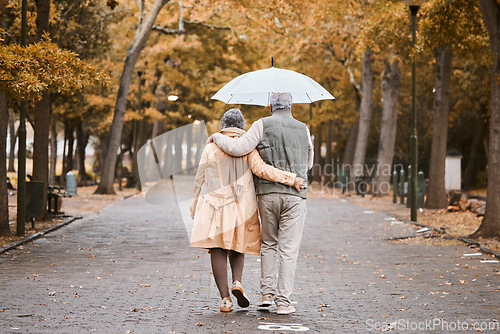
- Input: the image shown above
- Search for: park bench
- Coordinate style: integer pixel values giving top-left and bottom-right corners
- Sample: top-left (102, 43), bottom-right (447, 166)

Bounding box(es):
top-left (48, 185), bottom-right (71, 215)
top-left (334, 170), bottom-right (350, 194)
top-left (6, 177), bottom-right (15, 190)
top-left (354, 175), bottom-right (371, 197)
top-left (123, 171), bottom-right (138, 188)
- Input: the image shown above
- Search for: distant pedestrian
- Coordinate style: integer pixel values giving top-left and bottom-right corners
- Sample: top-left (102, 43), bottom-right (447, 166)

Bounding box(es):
top-left (190, 108), bottom-right (304, 312)
top-left (211, 92), bottom-right (313, 315)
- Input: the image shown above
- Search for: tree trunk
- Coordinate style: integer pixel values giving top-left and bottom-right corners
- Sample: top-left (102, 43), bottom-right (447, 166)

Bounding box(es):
top-left (342, 60), bottom-right (362, 169)
top-left (185, 123), bottom-right (193, 170)
top-left (374, 60), bottom-right (401, 196)
top-left (342, 117), bottom-right (358, 167)
top-left (472, 0), bottom-right (500, 238)
top-left (61, 123), bottom-right (67, 186)
top-left (312, 125), bottom-right (322, 183)
top-left (32, 91), bottom-right (50, 217)
top-left (463, 106), bottom-right (488, 190)
top-left (95, 0), bottom-right (169, 194)
top-left (174, 126), bottom-right (184, 174)
top-left (194, 121), bottom-right (205, 164)
top-left (0, 0), bottom-right (11, 236)
top-left (8, 113), bottom-right (16, 173)
top-left (66, 122), bottom-right (75, 173)
top-left (131, 120), bottom-right (139, 176)
top-left (352, 47), bottom-right (374, 177)
top-left (76, 120), bottom-right (90, 182)
top-left (325, 119), bottom-right (333, 183)
top-left (32, 0), bottom-right (51, 217)
top-left (0, 91), bottom-right (11, 236)
top-left (49, 117), bottom-right (57, 185)
top-left (426, 46), bottom-right (452, 209)
top-left (151, 119), bottom-right (164, 139)
top-left (94, 135), bottom-right (108, 179)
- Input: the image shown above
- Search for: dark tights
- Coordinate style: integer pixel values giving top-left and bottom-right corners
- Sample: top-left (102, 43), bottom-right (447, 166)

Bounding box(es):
top-left (210, 248), bottom-right (244, 299)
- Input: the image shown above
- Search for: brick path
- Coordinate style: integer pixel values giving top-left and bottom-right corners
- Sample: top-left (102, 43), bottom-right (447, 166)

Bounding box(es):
top-left (1, 188), bottom-right (499, 333)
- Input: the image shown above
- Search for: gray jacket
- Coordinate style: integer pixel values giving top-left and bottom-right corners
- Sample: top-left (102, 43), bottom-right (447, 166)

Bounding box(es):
top-left (212, 109), bottom-right (313, 198)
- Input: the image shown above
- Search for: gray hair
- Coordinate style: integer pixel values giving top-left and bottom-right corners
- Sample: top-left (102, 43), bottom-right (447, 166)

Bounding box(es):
top-left (221, 108), bottom-right (245, 130)
top-left (270, 92), bottom-right (292, 111)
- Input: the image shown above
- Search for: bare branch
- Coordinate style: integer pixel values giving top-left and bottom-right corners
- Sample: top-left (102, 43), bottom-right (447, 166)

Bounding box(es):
top-left (345, 61), bottom-right (361, 92)
top-left (183, 19), bottom-right (231, 31)
top-left (178, 0), bottom-right (184, 32)
top-left (136, 0), bottom-right (145, 26)
top-left (153, 19), bottom-right (232, 36)
top-left (152, 25), bottom-right (184, 35)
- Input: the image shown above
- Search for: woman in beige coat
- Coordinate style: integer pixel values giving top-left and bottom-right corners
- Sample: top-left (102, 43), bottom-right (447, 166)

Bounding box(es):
top-left (190, 109), bottom-right (304, 312)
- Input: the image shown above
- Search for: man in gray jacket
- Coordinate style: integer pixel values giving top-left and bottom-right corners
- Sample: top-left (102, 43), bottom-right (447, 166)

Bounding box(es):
top-left (210, 92), bottom-right (313, 315)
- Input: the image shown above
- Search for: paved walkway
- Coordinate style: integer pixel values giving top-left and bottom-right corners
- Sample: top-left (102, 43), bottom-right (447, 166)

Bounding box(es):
top-left (1, 190), bottom-right (499, 333)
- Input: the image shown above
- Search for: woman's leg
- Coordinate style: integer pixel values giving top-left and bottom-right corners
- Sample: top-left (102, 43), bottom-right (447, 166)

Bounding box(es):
top-left (210, 248), bottom-right (230, 299)
top-left (228, 250), bottom-right (249, 307)
top-left (228, 250), bottom-right (244, 283)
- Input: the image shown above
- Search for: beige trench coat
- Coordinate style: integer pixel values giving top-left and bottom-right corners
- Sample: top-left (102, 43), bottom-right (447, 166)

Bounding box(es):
top-left (189, 127), bottom-right (296, 255)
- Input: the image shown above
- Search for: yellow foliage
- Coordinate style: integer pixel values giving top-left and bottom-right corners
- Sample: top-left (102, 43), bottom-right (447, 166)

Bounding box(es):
top-left (0, 34), bottom-right (110, 101)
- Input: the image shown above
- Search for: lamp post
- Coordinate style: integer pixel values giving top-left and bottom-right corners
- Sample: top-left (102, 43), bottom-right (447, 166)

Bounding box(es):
top-left (167, 95), bottom-right (179, 102)
top-left (402, 0), bottom-right (423, 222)
top-left (17, 0), bottom-right (28, 236)
top-left (136, 69), bottom-right (144, 191)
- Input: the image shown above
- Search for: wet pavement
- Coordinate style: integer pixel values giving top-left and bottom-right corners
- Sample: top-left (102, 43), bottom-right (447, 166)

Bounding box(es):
top-left (1, 188), bottom-right (499, 333)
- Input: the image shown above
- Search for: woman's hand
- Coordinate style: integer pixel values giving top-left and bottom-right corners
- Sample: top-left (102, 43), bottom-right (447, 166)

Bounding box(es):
top-left (189, 205), bottom-right (195, 220)
top-left (293, 177), bottom-right (305, 191)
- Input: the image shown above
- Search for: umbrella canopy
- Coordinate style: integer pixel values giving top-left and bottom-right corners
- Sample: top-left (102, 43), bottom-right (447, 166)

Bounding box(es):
top-left (211, 67), bottom-right (335, 106)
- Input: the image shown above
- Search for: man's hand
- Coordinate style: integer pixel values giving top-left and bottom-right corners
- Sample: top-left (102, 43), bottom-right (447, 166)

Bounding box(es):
top-left (293, 177), bottom-right (305, 192)
top-left (206, 134), bottom-right (214, 144)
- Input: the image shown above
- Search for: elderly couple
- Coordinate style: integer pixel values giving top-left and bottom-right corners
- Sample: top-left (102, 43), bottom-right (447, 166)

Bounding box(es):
top-left (189, 92), bottom-right (313, 315)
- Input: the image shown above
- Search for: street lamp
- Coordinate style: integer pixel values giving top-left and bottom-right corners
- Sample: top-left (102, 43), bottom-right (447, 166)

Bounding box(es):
top-left (402, 0), bottom-right (425, 222)
top-left (136, 68), bottom-right (145, 191)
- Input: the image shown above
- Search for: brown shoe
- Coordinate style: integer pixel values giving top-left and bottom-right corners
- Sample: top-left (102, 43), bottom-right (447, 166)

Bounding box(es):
top-left (220, 298), bottom-right (233, 312)
top-left (256, 294), bottom-right (274, 308)
top-left (231, 281), bottom-right (250, 307)
top-left (277, 304), bottom-right (296, 315)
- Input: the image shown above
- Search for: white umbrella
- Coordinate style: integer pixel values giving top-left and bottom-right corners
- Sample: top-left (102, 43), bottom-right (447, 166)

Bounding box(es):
top-left (211, 67), bottom-right (335, 106)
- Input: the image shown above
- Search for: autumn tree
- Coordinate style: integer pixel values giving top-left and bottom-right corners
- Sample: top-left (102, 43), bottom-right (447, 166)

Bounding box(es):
top-left (0, 37), bottom-right (109, 236)
top-left (351, 47), bottom-right (374, 178)
top-left (95, 0), bottom-right (170, 194)
top-left (419, 0), bottom-right (489, 208)
top-left (472, 0), bottom-right (500, 238)
top-left (0, 0), bottom-right (9, 235)
top-left (32, 0), bottom-right (51, 216)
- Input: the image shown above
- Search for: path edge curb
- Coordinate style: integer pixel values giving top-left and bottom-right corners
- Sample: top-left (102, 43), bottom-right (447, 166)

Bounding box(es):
top-left (0, 216), bottom-right (82, 255)
top-left (386, 212), bottom-right (500, 260)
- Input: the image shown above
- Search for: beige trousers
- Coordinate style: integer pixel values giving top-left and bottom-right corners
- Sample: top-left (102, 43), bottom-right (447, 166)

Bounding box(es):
top-left (257, 193), bottom-right (306, 306)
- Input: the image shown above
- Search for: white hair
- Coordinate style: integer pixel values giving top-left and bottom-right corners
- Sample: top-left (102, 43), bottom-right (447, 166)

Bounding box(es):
top-left (270, 92), bottom-right (292, 111)
top-left (221, 108), bottom-right (245, 129)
